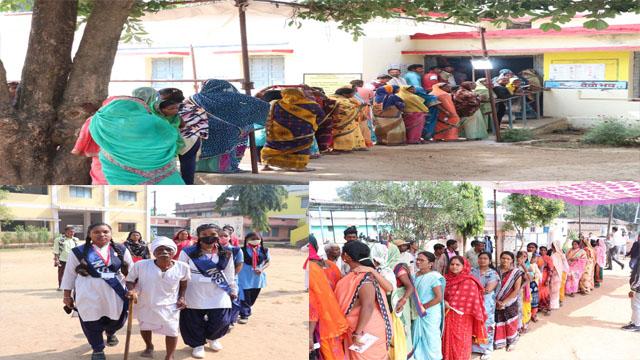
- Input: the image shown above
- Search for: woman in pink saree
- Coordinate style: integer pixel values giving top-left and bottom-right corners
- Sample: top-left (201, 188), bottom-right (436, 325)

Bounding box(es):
top-left (565, 240), bottom-right (587, 296)
top-left (549, 239), bottom-right (568, 309)
top-left (594, 238), bottom-right (607, 288)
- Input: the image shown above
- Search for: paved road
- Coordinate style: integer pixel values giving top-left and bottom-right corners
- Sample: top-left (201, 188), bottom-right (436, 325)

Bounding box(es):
top-left (485, 265), bottom-right (639, 360)
top-left (196, 140), bottom-right (640, 184)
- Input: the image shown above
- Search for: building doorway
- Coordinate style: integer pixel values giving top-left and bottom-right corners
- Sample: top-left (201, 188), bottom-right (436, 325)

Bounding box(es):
top-left (57, 211), bottom-right (103, 239)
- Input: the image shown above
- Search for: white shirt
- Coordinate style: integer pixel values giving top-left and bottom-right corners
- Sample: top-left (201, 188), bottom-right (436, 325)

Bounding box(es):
top-left (126, 259), bottom-right (190, 308)
top-left (614, 230), bottom-right (626, 247)
top-left (179, 249), bottom-right (237, 309)
top-left (399, 251), bottom-right (416, 275)
top-left (61, 245), bottom-right (134, 322)
top-left (388, 77), bottom-right (408, 87)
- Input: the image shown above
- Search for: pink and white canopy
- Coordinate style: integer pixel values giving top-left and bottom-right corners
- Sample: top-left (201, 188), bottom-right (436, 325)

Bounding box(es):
top-left (499, 181), bottom-right (640, 206)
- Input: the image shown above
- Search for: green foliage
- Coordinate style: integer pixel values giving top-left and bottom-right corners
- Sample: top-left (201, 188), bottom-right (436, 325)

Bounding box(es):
top-left (503, 194), bottom-right (564, 240)
top-left (0, 189), bottom-right (12, 226)
top-left (297, 0), bottom-right (640, 39)
top-left (582, 119), bottom-right (640, 147)
top-left (501, 128), bottom-right (533, 142)
top-left (455, 183), bottom-right (485, 242)
top-left (0, 225), bottom-right (49, 245)
top-left (337, 181), bottom-right (480, 241)
top-left (215, 185), bottom-right (288, 233)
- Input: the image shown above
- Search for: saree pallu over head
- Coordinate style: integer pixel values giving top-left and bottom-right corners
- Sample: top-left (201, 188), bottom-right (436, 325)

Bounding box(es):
top-left (453, 85), bottom-right (481, 118)
top-left (89, 98), bottom-right (184, 184)
top-left (397, 86), bottom-right (428, 113)
top-left (261, 88), bottom-right (322, 169)
top-left (374, 85), bottom-right (405, 111)
top-left (444, 258), bottom-right (488, 344)
top-left (193, 79), bottom-right (270, 159)
top-left (327, 95), bottom-right (366, 151)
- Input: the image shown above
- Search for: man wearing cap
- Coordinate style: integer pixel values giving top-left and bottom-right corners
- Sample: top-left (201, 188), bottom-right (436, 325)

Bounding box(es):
top-left (53, 225), bottom-right (82, 290)
top-left (465, 239), bottom-right (485, 269)
top-left (395, 239), bottom-right (416, 275)
top-left (126, 236), bottom-right (191, 359)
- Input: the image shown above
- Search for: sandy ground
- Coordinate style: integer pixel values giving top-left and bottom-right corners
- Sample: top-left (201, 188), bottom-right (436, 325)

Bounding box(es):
top-left (0, 248), bottom-right (307, 360)
top-left (196, 140), bottom-right (640, 184)
top-left (480, 265), bottom-right (640, 360)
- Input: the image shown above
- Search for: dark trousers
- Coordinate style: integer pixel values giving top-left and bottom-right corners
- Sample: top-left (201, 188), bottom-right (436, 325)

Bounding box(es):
top-left (178, 139), bottom-right (201, 185)
top-left (496, 104), bottom-right (506, 126)
top-left (240, 288), bottom-right (261, 319)
top-left (79, 310), bottom-right (128, 352)
top-left (230, 299), bottom-right (241, 324)
top-left (607, 246), bottom-right (624, 269)
top-left (180, 308), bottom-right (232, 348)
top-left (57, 261), bottom-right (66, 287)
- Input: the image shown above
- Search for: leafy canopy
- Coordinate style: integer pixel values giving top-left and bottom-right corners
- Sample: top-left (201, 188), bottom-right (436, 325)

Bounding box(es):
top-left (215, 185), bottom-right (288, 233)
top-left (502, 194), bottom-right (564, 237)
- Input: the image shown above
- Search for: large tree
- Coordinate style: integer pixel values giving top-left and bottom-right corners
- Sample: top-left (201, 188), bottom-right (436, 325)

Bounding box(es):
top-left (455, 182), bottom-right (485, 248)
top-left (502, 194), bottom-right (564, 249)
top-left (215, 184), bottom-right (288, 232)
top-left (1, 0), bottom-right (637, 183)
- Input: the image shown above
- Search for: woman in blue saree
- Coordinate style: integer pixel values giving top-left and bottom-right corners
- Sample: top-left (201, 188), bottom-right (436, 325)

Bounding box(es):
top-left (412, 251), bottom-right (445, 360)
top-left (471, 251), bottom-right (501, 360)
top-left (192, 80), bottom-right (270, 173)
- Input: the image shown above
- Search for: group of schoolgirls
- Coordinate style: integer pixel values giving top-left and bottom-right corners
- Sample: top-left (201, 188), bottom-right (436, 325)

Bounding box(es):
top-left (60, 222), bottom-right (270, 360)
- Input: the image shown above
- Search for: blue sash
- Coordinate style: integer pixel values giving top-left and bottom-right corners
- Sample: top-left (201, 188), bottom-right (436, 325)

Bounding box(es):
top-left (72, 244), bottom-right (128, 302)
top-left (184, 245), bottom-right (233, 294)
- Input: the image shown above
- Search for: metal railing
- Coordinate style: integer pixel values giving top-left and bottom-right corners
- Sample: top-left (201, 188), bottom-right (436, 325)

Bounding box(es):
top-left (494, 90), bottom-right (543, 130)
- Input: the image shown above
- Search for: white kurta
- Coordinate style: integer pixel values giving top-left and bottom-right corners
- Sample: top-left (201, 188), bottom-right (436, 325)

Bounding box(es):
top-left (60, 245), bottom-right (134, 322)
top-left (178, 250), bottom-right (237, 310)
top-left (126, 259), bottom-right (190, 336)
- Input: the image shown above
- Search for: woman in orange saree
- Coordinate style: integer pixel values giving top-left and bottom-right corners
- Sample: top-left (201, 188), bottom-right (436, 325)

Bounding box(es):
top-left (442, 256), bottom-right (488, 360)
top-left (429, 83), bottom-right (461, 141)
top-left (335, 241), bottom-right (392, 360)
top-left (309, 238), bottom-right (348, 360)
top-left (536, 246), bottom-right (555, 314)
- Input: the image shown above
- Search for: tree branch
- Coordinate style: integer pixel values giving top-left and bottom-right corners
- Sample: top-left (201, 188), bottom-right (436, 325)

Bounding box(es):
top-left (17, 0), bottom-right (77, 115)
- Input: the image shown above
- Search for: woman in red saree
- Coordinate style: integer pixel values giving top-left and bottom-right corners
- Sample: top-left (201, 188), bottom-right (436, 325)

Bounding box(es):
top-left (309, 237), bottom-right (348, 360)
top-left (429, 83), bottom-right (461, 141)
top-left (536, 246), bottom-right (555, 314)
top-left (442, 256), bottom-right (487, 360)
top-left (335, 241), bottom-right (392, 360)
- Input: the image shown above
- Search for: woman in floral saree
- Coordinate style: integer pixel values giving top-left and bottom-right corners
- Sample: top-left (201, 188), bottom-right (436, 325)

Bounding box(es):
top-left (580, 235), bottom-right (597, 294)
top-left (565, 240), bottom-right (587, 296)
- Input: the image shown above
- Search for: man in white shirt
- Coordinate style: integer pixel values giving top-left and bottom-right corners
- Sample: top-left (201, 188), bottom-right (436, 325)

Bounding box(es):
top-left (607, 226), bottom-right (625, 270)
top-left (126, 237), bottom-right (190, 359)
top-left (388, 68), bottom-right (408, 87)
top-left (465, 239), bottom-right (485, 269)
top-left (394, 239), bottom-right (416, 275)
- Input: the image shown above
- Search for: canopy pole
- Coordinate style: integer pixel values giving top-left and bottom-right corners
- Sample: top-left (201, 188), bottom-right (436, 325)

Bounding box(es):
top-left (329, 210), bottom-right (336, 243)
top-left (578, 205), bottom-right (582, 234)
top-left (236, 0), bottom-right (259, 174)
top-left (480, 27), bottom-right (501, 142)
top-left (189, 45), bottom-right (199, 93)
top-left (364, 208), bottom-right (369, 238)
top-left (317, 205), bottom-right (326, 244)
top-left (606, 204), bottom-right (614, 238)
top-left (493, 189), bottom-right (499, 265)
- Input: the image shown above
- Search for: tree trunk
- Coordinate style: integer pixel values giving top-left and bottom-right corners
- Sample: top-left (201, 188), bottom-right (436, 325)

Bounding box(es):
top-left (0, 0), bottom-right (77, 184)
top-left (53, 0), bottom-right (135, 183)
top-left (0, 1), bottom-right (134, 184)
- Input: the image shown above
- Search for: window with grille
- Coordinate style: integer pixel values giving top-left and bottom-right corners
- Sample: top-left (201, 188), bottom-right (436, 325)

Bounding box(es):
top-left (117, 191), bottom-right (137, 202)
top-left (70, 186), bottom-right (92, 199)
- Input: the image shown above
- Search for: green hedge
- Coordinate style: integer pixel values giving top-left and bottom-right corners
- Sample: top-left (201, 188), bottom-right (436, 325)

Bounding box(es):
top-left (501, 128), bottom-right (534, 142)
top-left (583, 119), bottom-right (640, 146)
top-left (1, 226), bottom-right (50, 245)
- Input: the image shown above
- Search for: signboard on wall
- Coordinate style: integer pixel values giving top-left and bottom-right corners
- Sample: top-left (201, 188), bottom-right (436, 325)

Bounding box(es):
top-left (549, 63), bottom-right (606, 81)
top-left (190, 216), bottom-right (245, 238)
top-left (544, 80), bottom-right (628, 90)
top-left (303, 73), bottom-right (362, 95)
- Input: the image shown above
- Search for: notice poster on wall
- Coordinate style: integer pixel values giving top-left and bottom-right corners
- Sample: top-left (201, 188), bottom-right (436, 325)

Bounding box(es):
top-left (549, 63), bottom-right (606, 81)
top-left (303, 73), bottom-right (362, 94)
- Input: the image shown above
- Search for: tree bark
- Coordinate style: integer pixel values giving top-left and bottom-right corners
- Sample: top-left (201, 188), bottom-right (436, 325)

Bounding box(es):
top-left (0, 60), bottom-right (11, 113)
top-left (52, 0), bottom-right (135, 184)
top-left (0, 0), bottom-right (77, 184)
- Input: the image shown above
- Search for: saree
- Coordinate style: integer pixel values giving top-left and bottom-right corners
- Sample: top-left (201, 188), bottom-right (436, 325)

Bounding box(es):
top-left (565, 248), bottom-right (587, 295)
top-left (310, 261), bottom-right (349, 360)
top-left (327, 95), bottom-right (367, 152)
top-left (471, 268), bottom-right (500, 355)
top-left (315, 97), bottom-right (336, 152)
top-left (260, 89), bottom-right (322, 169)
top-left (89, 97), bottom-right (184, 185)
top-left (389, 263), bottom-right (414, 359)
top-left (373, 85), bottom-right (406, 146)
top-left (397, 86), bottom-right (428, 144)
top-left (454, 84), bottom-right (487, 140)
top-left (550, 240), bottom-right (568, 309)
top-left (430, 84), bottom-right (460, 141)
top-left (354, 91), bottom-right (375, 147)
top-left (335, 272), bottom-right (392, 360)
top-left (494, 267), bottom-right (524, 350)
top-left (416, 92), bottom-right (441, 140)
top-left (412, 271), bottom-right (445, 360)
top-left (580, 243), bottom-right (596, 293)
top-left (537, 255), bottom-right (554, 311)
top-left (442, 259), bottom-right (487, 360)
top-left (595, 241), bottom-right (607, 287)
top-left (193, 80), bottom-right (269, 173)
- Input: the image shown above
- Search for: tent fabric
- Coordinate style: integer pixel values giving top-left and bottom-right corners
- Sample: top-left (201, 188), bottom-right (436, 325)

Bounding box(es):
top-left (499, 181), bottom-right (640, 206)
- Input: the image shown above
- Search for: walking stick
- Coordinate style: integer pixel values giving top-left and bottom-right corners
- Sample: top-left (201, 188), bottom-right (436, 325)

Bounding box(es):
top-left (123, 297), bottom-right (135, 360)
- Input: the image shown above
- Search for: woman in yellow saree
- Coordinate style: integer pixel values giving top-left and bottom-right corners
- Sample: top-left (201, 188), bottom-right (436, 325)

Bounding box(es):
top-left (261, 88), bottom-right (323, 171)
top-left (328, 87), bottom-right (367, 153)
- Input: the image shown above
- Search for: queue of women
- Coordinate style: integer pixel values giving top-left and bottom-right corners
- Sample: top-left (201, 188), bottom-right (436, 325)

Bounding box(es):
top-left (60, 223), bottom-right (270, 360)
top-left (308, 230), bottom-right (608, 360)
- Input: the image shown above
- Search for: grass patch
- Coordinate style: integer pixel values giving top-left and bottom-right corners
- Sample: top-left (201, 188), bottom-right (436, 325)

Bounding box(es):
top-left (501, 128), bottom-right (534, 142)
top-left (583, 119), bottom-right (640, 147)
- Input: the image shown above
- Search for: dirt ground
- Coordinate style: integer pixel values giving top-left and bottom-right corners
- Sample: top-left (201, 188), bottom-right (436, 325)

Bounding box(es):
top-left (478, 265), bottom-right (640, 360)
top-left (196, 140), bottom-right (640, 184)
top-left (0, 248), bottom-right (307, 360)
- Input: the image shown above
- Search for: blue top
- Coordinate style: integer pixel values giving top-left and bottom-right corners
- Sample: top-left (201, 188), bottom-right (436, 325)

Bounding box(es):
top-left (238, 247), bottom-right (271, 289)
top-left (404, 71), bottom-right (424, 92)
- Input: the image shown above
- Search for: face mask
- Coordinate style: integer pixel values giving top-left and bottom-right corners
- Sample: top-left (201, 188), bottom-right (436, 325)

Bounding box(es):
top-left (219, 237), bottom-right (230, 246)
top-left (200, 236), bottom-right (218, 245)
top-left (248, 239), bottom-right (261, 246)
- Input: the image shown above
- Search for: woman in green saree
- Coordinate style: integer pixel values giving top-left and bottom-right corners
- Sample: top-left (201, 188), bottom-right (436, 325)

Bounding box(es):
top-left (89, 97), bottom-right (185, 184)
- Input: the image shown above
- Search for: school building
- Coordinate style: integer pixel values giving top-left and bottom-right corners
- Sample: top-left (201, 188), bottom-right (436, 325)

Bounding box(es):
top-left (0, 185), bottom-right (148, 243)
top-left (2, 3), bottom-right (638, 126)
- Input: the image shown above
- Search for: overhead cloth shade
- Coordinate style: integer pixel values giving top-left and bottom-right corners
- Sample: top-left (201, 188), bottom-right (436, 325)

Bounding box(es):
top-left (499, 181), bottom-right (640, 206)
